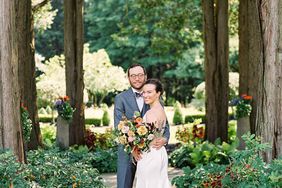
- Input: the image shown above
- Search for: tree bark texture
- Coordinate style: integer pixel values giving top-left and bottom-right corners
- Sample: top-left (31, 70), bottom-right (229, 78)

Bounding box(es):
top-left (238, 0), bottom-right (264, 137)
top-left (239, 0), bottom-right (282, 161)
top-left (202, 0), bottom-right (229, 142)
top-left (276, 0), bottom-right (282, 158)
top-left (64, 0), bottom-right (85, 145)
top-left (0, 0), bottom-right (25, 162)
top-left (17, 0), bottom-right (42, 150)
top-left (258, 0), bottom-right (280, 161)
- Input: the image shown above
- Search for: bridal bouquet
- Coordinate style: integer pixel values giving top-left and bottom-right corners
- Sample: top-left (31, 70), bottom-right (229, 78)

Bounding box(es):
top-left (116, 111), bottom-right (162, 154)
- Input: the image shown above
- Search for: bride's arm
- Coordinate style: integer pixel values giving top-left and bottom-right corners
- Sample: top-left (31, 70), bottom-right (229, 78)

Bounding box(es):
top-left (146, 111), bottom-right (169, 149)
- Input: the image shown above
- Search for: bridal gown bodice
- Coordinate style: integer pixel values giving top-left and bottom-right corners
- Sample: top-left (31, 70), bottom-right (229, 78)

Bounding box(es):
top-left (136, 114), bottom-right (171, 188)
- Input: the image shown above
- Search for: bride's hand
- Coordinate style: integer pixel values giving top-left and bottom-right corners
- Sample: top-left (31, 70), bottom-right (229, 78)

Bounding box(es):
top-left (152, 137), bottom-right (167, 150)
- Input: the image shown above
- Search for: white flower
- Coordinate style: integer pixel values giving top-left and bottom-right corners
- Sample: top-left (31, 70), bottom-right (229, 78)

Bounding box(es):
top-left (121, 126), bottom-right (129, 134)
top-left (148, 134), bottom-right (155, 140)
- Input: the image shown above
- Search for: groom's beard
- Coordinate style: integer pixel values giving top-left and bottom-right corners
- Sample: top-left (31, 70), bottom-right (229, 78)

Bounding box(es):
top-left (129, 81), bottom-right (145, 90)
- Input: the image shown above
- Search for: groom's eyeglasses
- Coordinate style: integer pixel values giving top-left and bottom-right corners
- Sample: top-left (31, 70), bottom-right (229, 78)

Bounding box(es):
top-left (130, 73), bottom-right (145, 79)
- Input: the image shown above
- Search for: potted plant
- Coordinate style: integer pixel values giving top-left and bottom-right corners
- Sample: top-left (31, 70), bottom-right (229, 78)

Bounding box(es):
top-left (54, 96), bottom-right (75, 149)
top-left (230, 94), bottom-right (252, 149)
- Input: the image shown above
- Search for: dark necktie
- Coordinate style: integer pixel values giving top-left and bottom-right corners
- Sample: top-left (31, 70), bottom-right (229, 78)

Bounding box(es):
top-left (135, 92), bottom-right (142, 98)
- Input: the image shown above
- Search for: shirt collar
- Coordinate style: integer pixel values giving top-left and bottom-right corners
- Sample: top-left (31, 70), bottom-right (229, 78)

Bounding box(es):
top-left (131, 87), bottom-right (142, 94)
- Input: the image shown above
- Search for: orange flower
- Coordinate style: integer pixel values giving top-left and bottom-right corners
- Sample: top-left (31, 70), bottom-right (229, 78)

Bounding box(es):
top-left (64, 96), bottom-right (70, 101)
top-left (134, 117), bottom-right (143, 124)
top-left (243, 95), bottom-right (252, 100)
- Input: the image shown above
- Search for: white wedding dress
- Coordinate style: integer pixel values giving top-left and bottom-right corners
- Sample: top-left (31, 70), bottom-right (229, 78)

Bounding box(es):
top-left (136, 114), bottom-right (171, 188)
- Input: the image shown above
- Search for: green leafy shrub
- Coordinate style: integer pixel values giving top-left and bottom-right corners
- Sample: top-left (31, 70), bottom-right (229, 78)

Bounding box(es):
top-left (39, 116), bottom-right (102, 125)
top-left (184, 114), bottom-right (234, 124)
top-left (169, 139), bottom-right (237, 168)
top-left (85, 118), bottom-right (101, 126)
top-left (21, 105), bottom-right (32, 143)
top-left (40, 124), bottom-right (56, 147)
top-left (184, 114), bottom-right (205, 123)
top-left (228, 120), bottom-right (237, 142)
top-left (172, 133), bottom-right (281, 188)
top-left (175, 119), bottom-right (204, 143)
top-left (102, 109), bottom-right (110, 126)
top-left (0, 150), bottom-right (30, 187)
top-left (269, 157), bottom-right (282, 187)
top-left (67, 146), bottom-right (117, 174)
top-left (173, 102), bottom-right (183, 125)
top-left (26, 148), bottom-right (105, 187)
top-left (91, 148), bottom-right (117, 173)
top-left (85, 128), bottom-right (117, 150)
top-left (176, 120), bottom-right (236, 144)
top-left (38, 116), bottom-right (53, 123)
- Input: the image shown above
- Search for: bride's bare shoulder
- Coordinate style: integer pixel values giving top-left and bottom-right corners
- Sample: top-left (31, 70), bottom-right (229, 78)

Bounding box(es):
top-left (145, 107), bottom-right (166, 123)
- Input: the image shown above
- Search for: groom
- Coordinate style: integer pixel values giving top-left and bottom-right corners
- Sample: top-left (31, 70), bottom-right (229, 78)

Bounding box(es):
top-left (114, 63), bottom-right (170, 188)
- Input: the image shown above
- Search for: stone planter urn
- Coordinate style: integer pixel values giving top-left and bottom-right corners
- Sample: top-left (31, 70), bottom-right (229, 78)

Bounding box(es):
top-left (237, 116), bottom-right (250, 150)
top-left (56, 116), bottom-right (70, 149)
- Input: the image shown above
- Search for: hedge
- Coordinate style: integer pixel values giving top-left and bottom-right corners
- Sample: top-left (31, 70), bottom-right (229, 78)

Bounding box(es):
top-left (38, 116), bottom-right (103, 126)
top-left (184, 113), bottom-right (235, 124)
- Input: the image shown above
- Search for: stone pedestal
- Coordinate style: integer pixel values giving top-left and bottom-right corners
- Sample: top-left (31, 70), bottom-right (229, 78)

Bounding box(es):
top-left (237, 116), bottom-right (250, 150)
top-left (56, 116), bottom-right (70, 149)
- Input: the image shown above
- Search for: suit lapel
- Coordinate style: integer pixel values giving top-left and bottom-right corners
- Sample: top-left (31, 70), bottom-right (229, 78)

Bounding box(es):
top-left (126, 88), bottom-right (140, 113)
top-left (141, 103), bottom-right (150, 117)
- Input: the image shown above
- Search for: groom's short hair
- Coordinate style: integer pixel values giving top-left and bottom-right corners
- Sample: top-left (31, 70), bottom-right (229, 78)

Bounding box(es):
top-left (127, 63), bottom-right (147, 77)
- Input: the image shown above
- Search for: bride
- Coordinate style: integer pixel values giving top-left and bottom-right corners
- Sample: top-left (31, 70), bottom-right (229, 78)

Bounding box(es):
top-left (133, 78), bottom-right (171, 188)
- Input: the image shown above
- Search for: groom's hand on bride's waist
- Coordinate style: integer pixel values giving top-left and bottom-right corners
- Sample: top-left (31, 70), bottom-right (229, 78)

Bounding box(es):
top-left (132, 149), bottom-right (142, 161)
top-left (152, 137), bottom-right (167, 150)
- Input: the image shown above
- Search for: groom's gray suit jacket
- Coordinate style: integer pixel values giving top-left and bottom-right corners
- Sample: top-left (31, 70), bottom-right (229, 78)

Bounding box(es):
top-left (114, 88), bottom-right (170, 188)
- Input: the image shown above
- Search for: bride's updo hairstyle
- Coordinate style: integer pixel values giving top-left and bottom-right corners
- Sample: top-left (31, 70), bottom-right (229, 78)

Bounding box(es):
top-left (144, 78), bottom-right (164, 96)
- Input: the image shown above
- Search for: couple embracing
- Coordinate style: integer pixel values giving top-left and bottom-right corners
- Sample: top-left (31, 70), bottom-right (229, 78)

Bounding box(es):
top-left (114, 64), bottom-right (171, 188)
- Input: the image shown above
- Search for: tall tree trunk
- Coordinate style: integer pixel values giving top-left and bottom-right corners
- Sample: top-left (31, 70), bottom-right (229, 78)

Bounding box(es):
top-left (0, 0), bottom-right (25, 162)
top-left (64, 0), bottom-right (85, 145)
top-left (276, 0), bottom-right (282, 158)
top-left (257, 0), bottom-right (280, 161)
top-left (17, 0), bottom-right (42, 150)
top-left (238, 0), bottom-right (263, 134)
top-left (239, 0), bottom-right (282, 161)
top-left (202, 0), bottom-right (229, 142)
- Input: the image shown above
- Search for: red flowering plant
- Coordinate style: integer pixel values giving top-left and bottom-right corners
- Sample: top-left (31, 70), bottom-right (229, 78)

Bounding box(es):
top-left (54, 96), bottom-right (75, 121)
top-left (175, 119), bottom-right (204, 144)
top-left (116, 111), bottom-right (163, 154)
top-left (230, 94), bottom-right (252, 119)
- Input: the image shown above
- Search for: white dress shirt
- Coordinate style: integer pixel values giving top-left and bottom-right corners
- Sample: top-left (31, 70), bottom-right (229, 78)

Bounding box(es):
top-left (132, 88), bottom-right (144, 112)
